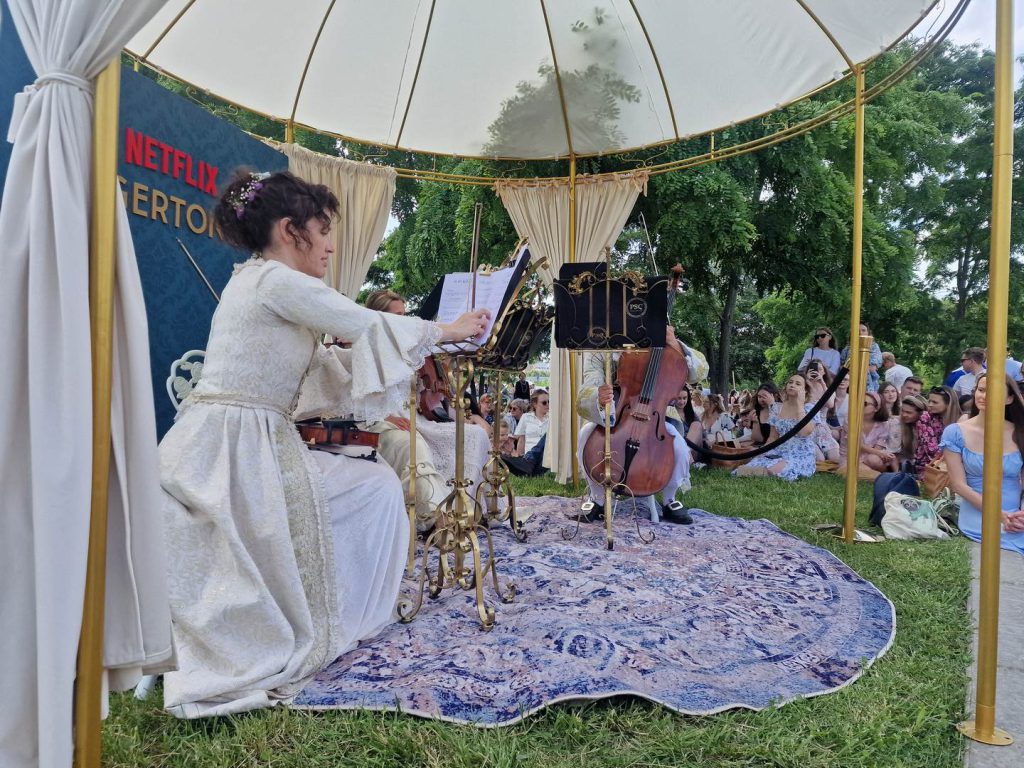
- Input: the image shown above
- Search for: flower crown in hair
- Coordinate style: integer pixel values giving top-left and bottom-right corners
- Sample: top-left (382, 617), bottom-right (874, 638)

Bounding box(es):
top-left (227, 172), bottom-right (271, 219)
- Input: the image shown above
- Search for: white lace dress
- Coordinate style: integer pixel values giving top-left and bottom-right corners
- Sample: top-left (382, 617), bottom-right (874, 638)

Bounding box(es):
top-left (159, 259), bottom-right (440, 718)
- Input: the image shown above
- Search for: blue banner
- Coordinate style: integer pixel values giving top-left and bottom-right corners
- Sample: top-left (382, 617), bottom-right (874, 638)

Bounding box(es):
top-left (0, 0), bottom-right (36, 185)
top-left (118, 67), bottom-right (287, 438)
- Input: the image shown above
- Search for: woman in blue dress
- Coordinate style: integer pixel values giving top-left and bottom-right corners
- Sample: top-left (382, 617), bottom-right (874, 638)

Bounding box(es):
top-left (734, 373), bottom-right (819, 480)
top-left (940, 373), bottom-right (1024, 554)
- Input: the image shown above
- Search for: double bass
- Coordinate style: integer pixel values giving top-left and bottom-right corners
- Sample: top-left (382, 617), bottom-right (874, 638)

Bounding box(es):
top-left (580, 266), bottom-right (688, 497)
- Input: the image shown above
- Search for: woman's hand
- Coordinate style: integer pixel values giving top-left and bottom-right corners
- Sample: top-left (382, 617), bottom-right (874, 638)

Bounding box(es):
top-left (385, 415), bottom-right (410, 431)
top-left (438, 309), bottom-right (491, 343)
top-left (1002, 510), bottom-right (1024, 533)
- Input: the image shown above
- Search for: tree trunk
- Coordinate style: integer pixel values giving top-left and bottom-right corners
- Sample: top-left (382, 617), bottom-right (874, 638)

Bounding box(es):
top-left (715, 273), bottom-right (740, 395)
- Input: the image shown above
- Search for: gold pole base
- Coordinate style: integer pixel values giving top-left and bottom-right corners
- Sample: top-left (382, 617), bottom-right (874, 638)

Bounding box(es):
top-left (957, 721), bottom-right (1014, 745)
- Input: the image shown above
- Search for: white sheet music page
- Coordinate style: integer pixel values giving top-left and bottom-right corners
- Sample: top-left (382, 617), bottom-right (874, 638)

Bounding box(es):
top-left (436, 245), bottom-right (528, 351)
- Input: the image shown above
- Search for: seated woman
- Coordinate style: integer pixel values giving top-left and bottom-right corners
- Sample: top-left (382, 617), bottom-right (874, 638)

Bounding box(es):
top-left (514, 389), bottom-right (550, 455)
top-left (804, 359), bottom-right (840, 462)
top-left (734, 373), bottom-right (819, 480)
top-left (840, 322), bottom-right (883, 391)
top-left (942, 374), bottom-right (1024, 553)
top-left (878, 381), bottom-right (900, 421)
top-left (896, 394), bottom-right (927, 470)
top-left (799, 326), bottom-right (842, 376)
top-left (159, 171), bottom-right (488, 717)
top-left (911, 386), bottom-right (962, 476)
top-left (838, 392), bottom-right (898, 480)
top-left (827, 375), bottom-right (850, 437)
top-left (751, 383), bottom-right (781, 445)
top-left (667, 383), bottom-right (703, 461)
top-left (700, 394), bottom-right (736, 447)
top-left (496, 420), bottom-right (521, 456)
top-left (362, 290), bottom-right (493, 534)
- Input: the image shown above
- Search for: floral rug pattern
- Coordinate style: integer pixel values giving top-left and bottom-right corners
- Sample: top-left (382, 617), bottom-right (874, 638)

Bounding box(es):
top-left (294, 496), bottom-right (895, 725)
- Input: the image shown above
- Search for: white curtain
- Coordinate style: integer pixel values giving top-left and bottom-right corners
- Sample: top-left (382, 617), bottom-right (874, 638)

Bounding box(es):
top-left (495, 171), bottom-right (648, 483)
top-left (0, 3), bottom-right (172, 768)
top-left (277, 142), bottom-right (396, 298)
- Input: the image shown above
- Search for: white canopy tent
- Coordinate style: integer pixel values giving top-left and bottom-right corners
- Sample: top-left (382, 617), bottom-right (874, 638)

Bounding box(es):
top-left (128, 0), bottom-right (938, 160)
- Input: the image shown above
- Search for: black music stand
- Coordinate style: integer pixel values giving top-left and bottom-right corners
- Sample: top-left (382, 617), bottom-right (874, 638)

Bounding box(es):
top-left (553, 258), bottom-right (670, 550)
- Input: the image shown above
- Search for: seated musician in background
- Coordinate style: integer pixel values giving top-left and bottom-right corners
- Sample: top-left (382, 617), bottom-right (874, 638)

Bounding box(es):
top-left (575, 327), bottom-right (709, 524)
top-left (363, 290), bottom-right (493, 534)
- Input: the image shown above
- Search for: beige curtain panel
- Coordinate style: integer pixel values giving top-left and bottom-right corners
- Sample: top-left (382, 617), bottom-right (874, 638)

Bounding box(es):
top-left (278, 142), bottom-right (396, 298)
top-left (495, 171), bottom-right (648, 483)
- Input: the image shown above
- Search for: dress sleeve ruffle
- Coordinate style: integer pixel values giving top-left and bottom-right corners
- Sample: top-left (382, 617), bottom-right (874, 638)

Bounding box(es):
top-left (257, 264), bottom-right (441, 422)
top-left (939, 423), bottom-right (964, 454)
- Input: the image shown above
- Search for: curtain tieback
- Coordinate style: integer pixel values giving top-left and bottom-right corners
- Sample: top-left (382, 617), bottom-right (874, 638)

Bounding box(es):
top-left (8, 70), bottom-right (94, 143)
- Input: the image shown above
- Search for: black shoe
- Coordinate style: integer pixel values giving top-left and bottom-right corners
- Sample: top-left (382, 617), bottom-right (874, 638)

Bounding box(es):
top-left (662, 501), bottom-right (693, 525)
top-left (571, 501), bottom-right (604, 523)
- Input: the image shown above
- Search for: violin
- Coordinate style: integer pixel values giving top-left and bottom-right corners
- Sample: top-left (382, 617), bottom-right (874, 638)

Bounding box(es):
top-left (417, 354), bottom-right (454, 422)
top-left (296, 418), bottom-right (379, 459)
top-left (581, 265), bottom-right (688, 497)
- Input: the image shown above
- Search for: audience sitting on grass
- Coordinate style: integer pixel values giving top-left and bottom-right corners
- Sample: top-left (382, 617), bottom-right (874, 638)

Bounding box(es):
top-left (839, 391), bottom-right (897, 480)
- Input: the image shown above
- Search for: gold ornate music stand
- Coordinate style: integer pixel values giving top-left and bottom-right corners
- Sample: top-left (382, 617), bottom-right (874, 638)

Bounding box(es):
top-left (398, 243), bottom-right (547, 630)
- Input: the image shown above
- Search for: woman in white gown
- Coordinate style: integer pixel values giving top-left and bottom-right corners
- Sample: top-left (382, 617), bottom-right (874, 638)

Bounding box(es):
top-left (159, 171), bottom-right (488, 717)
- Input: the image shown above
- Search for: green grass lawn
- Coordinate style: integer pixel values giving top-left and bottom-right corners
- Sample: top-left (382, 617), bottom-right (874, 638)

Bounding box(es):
top-left (104, 471), bottom-right (972, 768)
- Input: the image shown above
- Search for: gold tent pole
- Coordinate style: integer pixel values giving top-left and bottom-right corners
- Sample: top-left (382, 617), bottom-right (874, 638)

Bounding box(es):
top-left (74, 58), bottom-right (121, 768)
top-left (568, 155), bottom-right (580, 486)
top-left (841, 64), bottom-right (866, 543)
top-left (958, 0), bottom-right (1014, 746)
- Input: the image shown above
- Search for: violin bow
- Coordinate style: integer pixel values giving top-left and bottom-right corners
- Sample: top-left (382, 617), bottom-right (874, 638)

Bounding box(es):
top-left (468, 201), bottom-right (483, 311)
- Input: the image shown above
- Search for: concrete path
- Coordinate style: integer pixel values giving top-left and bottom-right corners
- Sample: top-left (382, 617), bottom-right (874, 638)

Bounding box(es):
top-left (963, 545), bottom-right (1024, 767)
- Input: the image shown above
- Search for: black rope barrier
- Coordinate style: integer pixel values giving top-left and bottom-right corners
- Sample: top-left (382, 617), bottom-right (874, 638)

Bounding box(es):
top-left (683, 367), bottom-right (849, 462)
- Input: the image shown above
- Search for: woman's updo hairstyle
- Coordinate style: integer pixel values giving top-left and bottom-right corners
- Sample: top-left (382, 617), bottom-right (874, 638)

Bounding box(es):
top-left (214, 169), bottom-right (339, 253)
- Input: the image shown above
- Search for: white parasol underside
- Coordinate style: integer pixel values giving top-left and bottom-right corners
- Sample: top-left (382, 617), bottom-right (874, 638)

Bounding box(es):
top-left (127, 0), bottom-right (939, 160)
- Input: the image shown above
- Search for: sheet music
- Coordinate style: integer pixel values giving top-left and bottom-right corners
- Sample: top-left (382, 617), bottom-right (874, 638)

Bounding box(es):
top-left (435, 246), bottom-right (527, 351)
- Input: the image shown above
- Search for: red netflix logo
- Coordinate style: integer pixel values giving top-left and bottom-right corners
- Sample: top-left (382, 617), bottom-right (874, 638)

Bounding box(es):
top-left (123, 127), bottom-right (219, 196)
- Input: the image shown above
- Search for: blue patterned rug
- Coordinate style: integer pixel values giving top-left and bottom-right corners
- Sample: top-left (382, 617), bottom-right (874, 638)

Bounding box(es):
top-left (294, 496), bottom-right (895, 725)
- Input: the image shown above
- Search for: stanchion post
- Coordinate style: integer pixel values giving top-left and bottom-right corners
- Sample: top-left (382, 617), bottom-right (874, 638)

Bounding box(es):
top-left (74, 58), bottom-right (121, 768)
top-left (958, 0), bottom-right (1014, 747)
top-left (840, 63), bottom-right (866, 544)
